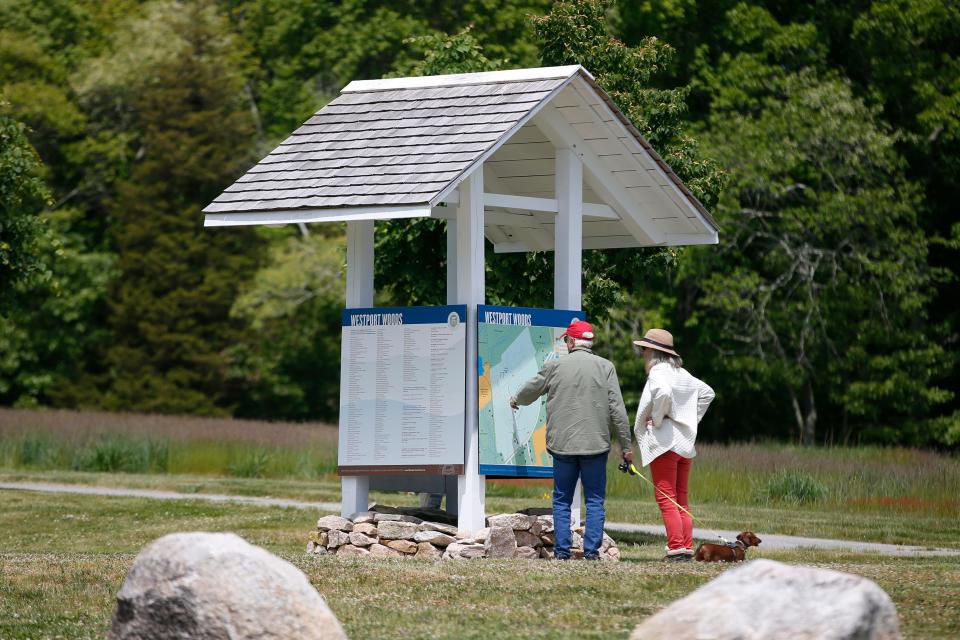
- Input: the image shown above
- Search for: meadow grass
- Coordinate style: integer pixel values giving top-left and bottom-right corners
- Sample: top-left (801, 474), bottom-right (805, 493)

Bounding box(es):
top-left (0, 489), bottom-right (957, 639)
top-left (1, 408), bottom-right (958, 545)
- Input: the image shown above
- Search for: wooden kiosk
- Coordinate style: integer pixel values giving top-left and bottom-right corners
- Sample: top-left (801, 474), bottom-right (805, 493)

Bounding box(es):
top-left (204, 65), bottom-right (718, 532)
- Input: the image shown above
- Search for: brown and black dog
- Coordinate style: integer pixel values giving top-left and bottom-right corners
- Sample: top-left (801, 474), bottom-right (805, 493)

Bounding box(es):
top-left (694, 531), bottom-right (762, 562)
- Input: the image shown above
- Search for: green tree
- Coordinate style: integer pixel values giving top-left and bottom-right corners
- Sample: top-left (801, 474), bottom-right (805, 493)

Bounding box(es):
top-left (90, 0), bottom-right (264, 415)
top-left (685, 7), bottom-right (950, 446)
top-left (0, 111), bottom-right (49, 292)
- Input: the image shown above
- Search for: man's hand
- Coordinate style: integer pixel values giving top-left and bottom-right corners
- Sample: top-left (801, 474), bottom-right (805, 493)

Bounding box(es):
top-left (622, 449), bottom-right (633, 463)
top-left (509, 396), bottom-right (519, 410)
top-left (645, 417), bottom-right (654, 429)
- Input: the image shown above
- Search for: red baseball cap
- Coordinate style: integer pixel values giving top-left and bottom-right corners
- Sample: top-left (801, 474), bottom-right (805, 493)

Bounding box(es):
top-left (561, 320), bottom-right (594, 340)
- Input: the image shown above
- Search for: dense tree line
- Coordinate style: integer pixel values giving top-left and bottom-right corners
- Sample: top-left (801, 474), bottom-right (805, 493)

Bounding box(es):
top-left (0, 0), bottom-right (956, 447)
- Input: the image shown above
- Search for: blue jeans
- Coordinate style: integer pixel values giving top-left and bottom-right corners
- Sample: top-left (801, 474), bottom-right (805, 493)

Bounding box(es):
top-left (552, 451), bottom-right (608, 558)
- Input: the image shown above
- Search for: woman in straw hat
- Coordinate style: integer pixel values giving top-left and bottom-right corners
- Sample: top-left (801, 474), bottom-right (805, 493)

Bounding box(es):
top-left (633, 329), bottom-right (715, 561)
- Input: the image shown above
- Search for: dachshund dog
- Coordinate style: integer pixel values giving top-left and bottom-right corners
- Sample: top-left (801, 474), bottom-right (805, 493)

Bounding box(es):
top-left (694, 531), bottom-right (762, 562)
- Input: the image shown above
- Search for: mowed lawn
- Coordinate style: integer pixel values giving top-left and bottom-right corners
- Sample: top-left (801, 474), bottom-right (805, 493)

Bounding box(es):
top-left (1, 489), bottom-right (959, 640)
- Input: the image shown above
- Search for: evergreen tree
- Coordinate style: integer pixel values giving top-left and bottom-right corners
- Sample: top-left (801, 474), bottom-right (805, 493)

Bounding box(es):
top-left (101, 0), bottom-right (263, 414)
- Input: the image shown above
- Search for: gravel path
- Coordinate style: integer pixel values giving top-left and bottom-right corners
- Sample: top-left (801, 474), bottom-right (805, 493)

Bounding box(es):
top-left (3, 481), bottom-right (957, 557)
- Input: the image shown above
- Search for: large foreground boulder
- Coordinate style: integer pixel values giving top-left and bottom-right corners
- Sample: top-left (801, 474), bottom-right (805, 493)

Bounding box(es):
top-left (630, 559), bottom-right (900, 640)
top-left (109, 532), bottom-right (347, 640)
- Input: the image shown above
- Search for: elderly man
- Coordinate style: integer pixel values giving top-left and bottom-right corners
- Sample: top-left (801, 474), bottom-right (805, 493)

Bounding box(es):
top-left (510, 320), bottom-right (632, 560)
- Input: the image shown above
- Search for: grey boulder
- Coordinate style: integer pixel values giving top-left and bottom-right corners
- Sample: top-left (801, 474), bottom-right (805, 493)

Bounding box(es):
top-left (108, 532), bottom-right (346, 640)
top-left (630, 559), bottom-right (900, 640)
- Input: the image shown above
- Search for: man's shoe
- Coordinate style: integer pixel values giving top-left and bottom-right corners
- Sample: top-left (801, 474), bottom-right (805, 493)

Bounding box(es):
top-left (583, 554), bottom-right (601, 561)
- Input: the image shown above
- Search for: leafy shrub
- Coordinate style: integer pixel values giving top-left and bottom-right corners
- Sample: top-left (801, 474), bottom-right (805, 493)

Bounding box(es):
top-left (71, 435), bottom-right (169, 473)
top-left (753, 471), bottom-right (827, 504)
top-left (227, 449), bottom-right (271, 478)
top-left (15, 434), bottom-right (59, 467)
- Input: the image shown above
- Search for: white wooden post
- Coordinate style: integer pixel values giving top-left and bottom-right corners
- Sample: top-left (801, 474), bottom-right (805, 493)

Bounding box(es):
top-left (341, 219), bottom-right (374, 517)
top-left (457, 170), bottom-right (486, 531)
top-left (555, 148), bottom-right (584, 527)
top-left (445, 215), bottom-right (460, 514)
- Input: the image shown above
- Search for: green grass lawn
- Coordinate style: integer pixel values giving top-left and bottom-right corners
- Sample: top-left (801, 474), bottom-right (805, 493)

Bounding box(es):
top-left (3, 468), bottom-right (958, 548)
top-left (1, 488), bottom-right (958, 639)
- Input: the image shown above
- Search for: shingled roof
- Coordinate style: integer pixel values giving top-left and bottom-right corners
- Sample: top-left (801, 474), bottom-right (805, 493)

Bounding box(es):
top-left (204, 65), bottom-right (718, 250)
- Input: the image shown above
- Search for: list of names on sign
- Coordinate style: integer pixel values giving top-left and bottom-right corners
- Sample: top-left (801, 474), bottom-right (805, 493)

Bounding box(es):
top-left (338, 306), bottom-right (466, 474)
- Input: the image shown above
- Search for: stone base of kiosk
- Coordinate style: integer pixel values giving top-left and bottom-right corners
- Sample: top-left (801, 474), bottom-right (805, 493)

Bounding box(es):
top-left (306, 505), bottom-right (620, 561)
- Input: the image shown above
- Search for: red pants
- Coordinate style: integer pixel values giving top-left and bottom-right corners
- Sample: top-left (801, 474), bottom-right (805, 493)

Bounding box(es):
top-left (649, 451), bottom-right (693, 551)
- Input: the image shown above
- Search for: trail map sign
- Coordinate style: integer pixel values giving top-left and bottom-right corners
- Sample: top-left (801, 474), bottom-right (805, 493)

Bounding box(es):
top-left (338, 306), bottom-right (466, 475)
top-left (477, 305), bottom-right (584, 477)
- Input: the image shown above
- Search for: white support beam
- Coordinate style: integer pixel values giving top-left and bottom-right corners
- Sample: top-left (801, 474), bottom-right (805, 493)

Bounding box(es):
top-left (457, 169), bottom-right (486, 532)
top-left (483, 192), bottom-right (618, 220)
top-left (341, 220), bottom-right (375, 517)
top-left (534, 107), bottom-right (667, 245)
top-left (554, 147), bottom-right (585, 530)
top-left (445, 214), bottom-right (460, 513)
top-left (554, 148), bottom-right (583, 309)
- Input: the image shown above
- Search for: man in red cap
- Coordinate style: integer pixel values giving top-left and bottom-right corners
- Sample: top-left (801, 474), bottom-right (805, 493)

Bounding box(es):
top-left (510, 319), bottom-right (632, 560)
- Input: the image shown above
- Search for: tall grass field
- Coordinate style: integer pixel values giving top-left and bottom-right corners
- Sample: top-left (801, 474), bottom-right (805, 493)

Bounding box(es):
top-left (1, 407), bottom-right (958, 544)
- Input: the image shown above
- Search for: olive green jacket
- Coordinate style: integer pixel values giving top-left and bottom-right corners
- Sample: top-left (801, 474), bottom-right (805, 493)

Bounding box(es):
top-left (514, 348), bottom-right (631, 456)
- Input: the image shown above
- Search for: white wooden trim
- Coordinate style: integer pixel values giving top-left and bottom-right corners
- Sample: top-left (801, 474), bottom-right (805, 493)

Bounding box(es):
top-left (665, 232), bottom-right (719, 246)
top-left (534, 106), bottom-right (666, 245)
top-left (440, 192), bottom-right (617, 220)
top-left (343, 65), bottom-right (584, 93)
top-left (204, 205), bottom-right (431, 227)
top-left (457, 170), bottom-right (486, 532)
top-left (570, 75), bottom-right (718, 236)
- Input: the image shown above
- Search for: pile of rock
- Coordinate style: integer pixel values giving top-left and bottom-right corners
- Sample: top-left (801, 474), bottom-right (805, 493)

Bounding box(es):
top-left (307, 510), bottom-right (619, 561)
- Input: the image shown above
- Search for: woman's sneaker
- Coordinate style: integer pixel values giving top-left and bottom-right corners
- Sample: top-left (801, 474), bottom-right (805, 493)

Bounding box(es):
top-left (663, 548), bottom-right (692, 562)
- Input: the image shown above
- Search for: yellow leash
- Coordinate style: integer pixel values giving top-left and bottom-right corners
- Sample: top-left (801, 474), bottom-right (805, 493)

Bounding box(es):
top-left (625, 462), bottom-right (730, 543)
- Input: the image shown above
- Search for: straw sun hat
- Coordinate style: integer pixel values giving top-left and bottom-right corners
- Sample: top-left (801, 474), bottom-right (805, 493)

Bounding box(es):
top-left (633, 328), bottom-right (680, 357)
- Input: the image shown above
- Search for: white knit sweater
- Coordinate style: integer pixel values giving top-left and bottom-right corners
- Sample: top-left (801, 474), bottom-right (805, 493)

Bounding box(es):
top-left (634, 363), bottom-right (715, 467)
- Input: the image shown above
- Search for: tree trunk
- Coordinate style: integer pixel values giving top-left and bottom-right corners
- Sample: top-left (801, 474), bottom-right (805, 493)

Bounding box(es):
top-left (800, 381), bottom-right (817, 446)
top-left (790, 381), bottom-right (818, 446)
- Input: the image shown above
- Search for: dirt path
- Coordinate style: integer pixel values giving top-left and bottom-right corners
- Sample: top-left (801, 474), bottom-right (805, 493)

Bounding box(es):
top-left (3, 481), bottom-right (957, 557)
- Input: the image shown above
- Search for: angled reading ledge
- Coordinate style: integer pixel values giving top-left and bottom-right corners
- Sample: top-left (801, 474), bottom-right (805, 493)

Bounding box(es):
top-left (203, 65), bottom-right (718, 251)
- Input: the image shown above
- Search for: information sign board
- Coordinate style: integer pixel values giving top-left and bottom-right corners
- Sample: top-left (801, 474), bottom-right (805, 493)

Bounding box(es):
top-left (338, 305), bottom-right (466, 475)
top-left (477, 305), bottom-right (584, 477)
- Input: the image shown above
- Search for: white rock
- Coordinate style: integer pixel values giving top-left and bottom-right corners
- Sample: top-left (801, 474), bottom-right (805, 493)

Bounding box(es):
top-left (107, 532), bottom-right (346, 640)
top-left (413, 531), bottom-right (456, 546)
top-left (353, 522), bottom-right (378, 536)
top-left (516, 546), bottom-right (539, 559)
top-left (326, 530), bottom-right (350, 549)
top-left (514, 530), bottom-right (541, 548)
top-left (417, 521), bottom-right (459, 535)
top-left (415, 542), bottom-right (443, 559)
top-left (537, 515), bottom-right (555, 533)
top-left (484, 526), bottom-right (517, 559)
top-left (385, 539), bottom-right (419, 554)
top-left (459, 544), bottom-right (486, 559)
top-left (368, 543), bottom-right (401, 557)
top-left (316, 515), bottom-right (353, 532)
top-left (348, 511), bottom-right (377, 524)
top-left (487, 513), bottom-right (535, 531)
top-left (348, 532), bottom-right (378, 547)
top-left (630, 559), bottom-right (900, 640)
top-left (377, 520), bottom-right (419, 540)
top-left (336, 544), bottom-right (370, 557)
top-left (603, 546), bottom-right (620, 562)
